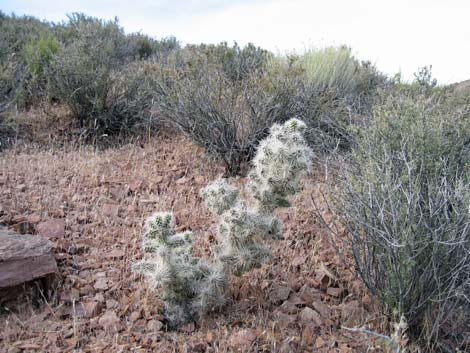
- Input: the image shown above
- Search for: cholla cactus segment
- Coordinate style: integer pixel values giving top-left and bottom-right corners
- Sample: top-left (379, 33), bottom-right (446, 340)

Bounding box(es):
top-left (145, 212), bottom-right (175, 240)
top-left (250, 118), bottom-right (313, 212)
top-left (200, 178), bottom-right (239, 215)
top-left (214, 202), bottom-right (281, 275)
top-left (133, 212), bottom-right (227, 327)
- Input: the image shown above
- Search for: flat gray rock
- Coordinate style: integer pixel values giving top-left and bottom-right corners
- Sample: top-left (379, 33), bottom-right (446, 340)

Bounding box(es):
top-left (0, 227), bottom-right (58, 289)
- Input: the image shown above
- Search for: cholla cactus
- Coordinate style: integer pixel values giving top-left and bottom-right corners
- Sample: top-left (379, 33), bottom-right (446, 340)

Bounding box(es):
top-left (249, 118), bottom-right (313, 213)
top-left (200, 178), bottom-right (239, 215)
top-left (134, 119), bottom-right (312, 327)
top-left (133, 212), bottom-right (226, 327)
top-left (202, 118), bottom-right (312, 275)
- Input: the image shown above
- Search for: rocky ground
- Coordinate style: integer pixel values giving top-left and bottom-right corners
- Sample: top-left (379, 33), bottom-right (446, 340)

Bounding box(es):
top-left (0, 128), bottom-right (384, 352)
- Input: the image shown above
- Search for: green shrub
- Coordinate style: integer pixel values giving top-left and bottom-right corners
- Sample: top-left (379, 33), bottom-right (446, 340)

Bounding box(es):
top-left (49, 46), bottom-right (159, 137)
top-left (47, 15), bottom-right (161, 137)
top-left (0, 12), bottom-right (55, 108)
top-left (332, 90), bottom-right (470, 351)
top-left (23, 34), bottom-right (59, 102)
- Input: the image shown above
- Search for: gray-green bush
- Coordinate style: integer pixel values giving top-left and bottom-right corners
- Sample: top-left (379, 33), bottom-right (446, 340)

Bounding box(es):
top-left (331, 90), bottom-right (470, 351)
top-left (154, 53), bottom-right (298, 175)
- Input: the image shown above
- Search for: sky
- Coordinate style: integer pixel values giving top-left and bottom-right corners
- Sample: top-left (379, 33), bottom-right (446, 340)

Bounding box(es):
top-left (1, 0), bottom-right (469, 84)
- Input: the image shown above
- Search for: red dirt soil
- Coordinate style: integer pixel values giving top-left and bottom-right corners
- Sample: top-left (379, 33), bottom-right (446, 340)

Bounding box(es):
top-left (0, 134), bottom-right (382, 352)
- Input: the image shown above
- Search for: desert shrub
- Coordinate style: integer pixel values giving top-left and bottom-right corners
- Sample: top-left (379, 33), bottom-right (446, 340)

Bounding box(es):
top-left (49, 48), bottom-right (159, 137)
top-left (154, 55), bottom-right (297, 175)
top-left (23, 34), bottom-right (60, 102)
top-left (48, 15), bottom-right (161, 137)
top-left (331, 90), bottom-right (470, 351)
top-left (285, 46), bottom-right (386, 106)
top-left (134, 119), bottom-right (312, 327)
top-left (0, 12), bottom-right (56, 108)
top-left (126, 33), bottom-right (180, 61)
top-left (24, 34), bottom-right (60, 80)
top-left (187, 41), bottom-right (271, 82)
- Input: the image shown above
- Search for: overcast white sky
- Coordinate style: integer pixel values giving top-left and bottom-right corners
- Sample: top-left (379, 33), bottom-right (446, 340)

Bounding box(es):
top-left (2, 0), bottom-right (469, 84)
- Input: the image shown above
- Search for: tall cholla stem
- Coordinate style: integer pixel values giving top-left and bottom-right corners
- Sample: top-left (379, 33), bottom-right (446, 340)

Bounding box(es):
top-left (202, 118), bottom-right (313, 275)
top-left (134, 118), bottom-right (312, 327)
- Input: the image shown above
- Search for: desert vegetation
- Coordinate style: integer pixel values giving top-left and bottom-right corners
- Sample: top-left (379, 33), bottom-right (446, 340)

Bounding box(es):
top-left (1, 10), bottom-right (470, 353)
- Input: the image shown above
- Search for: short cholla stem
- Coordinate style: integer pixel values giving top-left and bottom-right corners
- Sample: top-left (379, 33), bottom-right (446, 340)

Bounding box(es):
top-left (134, 119), bottom-right (312, 327)
top-left (132, 212), bottom-right (226, 327)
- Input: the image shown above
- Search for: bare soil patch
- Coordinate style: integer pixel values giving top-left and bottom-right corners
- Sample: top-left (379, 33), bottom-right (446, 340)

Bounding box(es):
top-left (0, 135), bottom-right (380, 352)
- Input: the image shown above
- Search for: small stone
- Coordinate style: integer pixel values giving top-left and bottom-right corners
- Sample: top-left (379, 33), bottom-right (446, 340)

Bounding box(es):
top-left (94, 278), bottom-right (108, 291)
top-left (129, 311), bottom-right (141, 322)
top-left (99, 311), bottom-right (121, 332)
top-left (106, 249), bottom-right (125, 259)
top-left (327, 287), bottom-right (345, 298)
top-left (315, 336), bottom-right (326, 349)
top-left (206, 331), bottom-right (215, 343)
top-left (147, 319), bottom-right (163, 331)
top-left (27, 214), bottom-right (42, 223)
top-left (299, 285), bottom-right (321, 305)
top-left (106, 299), bottom-right (119, 309)
top-left (302, 325), bottom-right (316, 345)
top-left (94, 293), bottom-right (105, 302)
top-left (195, 176), bottom-right (205, 184)
top-left (299, 307), bottom-right (322, 327)
top-left (83, 300), bottom-right (102, 318)
top-left (312, 301), bottom-right (331, 318)
top-left (176, 176), bottom-right (187, 185)
top-left (36, 219), bottom-right (66, 239)
top-left (128, 178), bottom-right (144, 193)
top-left (270, 285), bottom-right (291, 304)
top-left (280, 300), bottom-right (299, 315)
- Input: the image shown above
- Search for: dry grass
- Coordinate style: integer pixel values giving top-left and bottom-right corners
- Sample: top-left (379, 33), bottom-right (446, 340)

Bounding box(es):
top-left (0, 133), bottom-right (383, 352)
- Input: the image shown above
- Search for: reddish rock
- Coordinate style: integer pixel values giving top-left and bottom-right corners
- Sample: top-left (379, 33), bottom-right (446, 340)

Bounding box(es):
top-left (36, 219), bottom-right (66, 239)
top-left (327, 287), bottom-right (345, 298)
top-left (83, 300), bottom-right (102, 318)
top-left (315, 336), bottom-right (326, 349)
top-left (99, 311), bottom-right (121, 332)
top-left (27, 214), bottom-right (42, 224)
top-left (129, 310), bottom-right (141, 322)
top-left (269, 285), bottom-right (291, 304)
top-left (299, 307), bottom-right (322, 327)
top-left (312, 301), bottom-right (331, 318)
top-left (128, 178), bottom-right (144, 193)
top-left (0, 227), bottom-right (58, 291)
top-left (94, 278), bottom-right (108, 291)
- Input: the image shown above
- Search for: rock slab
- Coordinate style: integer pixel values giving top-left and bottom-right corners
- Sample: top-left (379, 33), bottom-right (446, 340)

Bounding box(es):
top-left (0, 227), bottom-right (58, 289)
